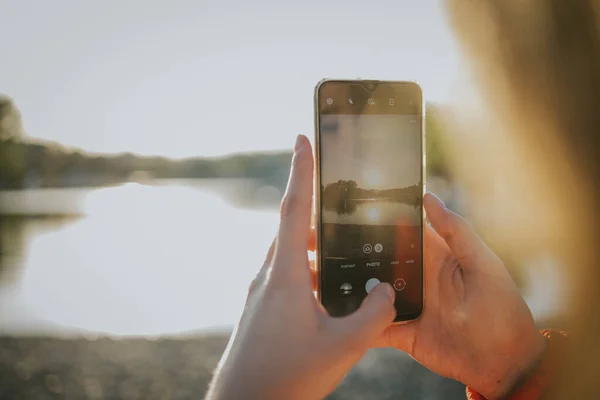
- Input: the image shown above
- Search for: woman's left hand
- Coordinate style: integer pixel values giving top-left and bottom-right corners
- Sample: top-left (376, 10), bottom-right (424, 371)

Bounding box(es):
top-left (206, 134), bottom-right (396, 400)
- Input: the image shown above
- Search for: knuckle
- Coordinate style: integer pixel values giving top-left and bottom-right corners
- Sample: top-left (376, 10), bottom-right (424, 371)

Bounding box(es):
top-left (248, 270), bottom-right (266, 297)
top-left (442, 253), bottom-right (460, 270)
top-left (263, 238), bottom-right (277, 265)
top-left (247, 277), bottom-right (260, 296)
top-left (440, 254), bottom-right (461, 281)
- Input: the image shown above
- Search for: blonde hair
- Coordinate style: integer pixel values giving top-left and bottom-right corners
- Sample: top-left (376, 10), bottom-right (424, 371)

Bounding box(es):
top-left (445, 1), bottom-right (600, 397)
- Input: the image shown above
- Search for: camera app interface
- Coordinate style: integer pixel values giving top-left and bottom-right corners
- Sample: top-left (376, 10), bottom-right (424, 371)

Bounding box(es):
top-left (319, 89), bottom-right (423, 319)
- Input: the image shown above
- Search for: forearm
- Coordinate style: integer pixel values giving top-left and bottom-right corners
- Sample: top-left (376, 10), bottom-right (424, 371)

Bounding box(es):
top-left (206, 364), bottom-right (256, 400)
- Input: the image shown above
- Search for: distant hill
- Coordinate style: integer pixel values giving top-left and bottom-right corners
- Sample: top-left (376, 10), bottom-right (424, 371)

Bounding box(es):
top-left (0, 95), bottom-right (450, 191)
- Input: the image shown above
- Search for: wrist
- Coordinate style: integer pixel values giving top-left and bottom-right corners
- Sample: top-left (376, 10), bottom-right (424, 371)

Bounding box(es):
top-left (467, 329), bottom-right (568, 400)
top-left (478, 331), bottom-right (548, 399)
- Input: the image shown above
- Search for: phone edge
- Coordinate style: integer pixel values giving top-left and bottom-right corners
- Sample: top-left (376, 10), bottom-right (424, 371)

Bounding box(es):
top-left (313, 78), bottom-right (426, 325)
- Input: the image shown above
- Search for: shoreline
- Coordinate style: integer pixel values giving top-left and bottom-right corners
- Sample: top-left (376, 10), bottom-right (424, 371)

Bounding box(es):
top-left (0, 334), bottom-right (467, 399)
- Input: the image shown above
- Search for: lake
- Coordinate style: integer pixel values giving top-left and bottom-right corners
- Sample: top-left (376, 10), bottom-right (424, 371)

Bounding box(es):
top-left (0, 179), bottom-right (564, 337)
top-left (0, 180), bottom-right (280, 336)
top-left (322, 200), bottom-right (421, 226)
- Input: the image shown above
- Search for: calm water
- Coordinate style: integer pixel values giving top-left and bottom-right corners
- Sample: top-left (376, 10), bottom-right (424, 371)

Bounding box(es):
top-left (0, 181), bottom-right (280, 336)
top-left (0, 180), bottom-right (564, 337)
top-left (322, 200), bottom-right (421, 226)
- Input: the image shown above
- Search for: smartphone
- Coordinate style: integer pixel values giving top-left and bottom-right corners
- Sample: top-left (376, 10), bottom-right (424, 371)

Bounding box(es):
top-left (314, 79), bottom-right (424, 323)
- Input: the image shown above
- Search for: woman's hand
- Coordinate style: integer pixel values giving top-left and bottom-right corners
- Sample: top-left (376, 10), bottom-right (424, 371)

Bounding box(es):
top-left (380, 193), bottom-right (546, 399)
top-left (206, 135), bottom-right (396, 400)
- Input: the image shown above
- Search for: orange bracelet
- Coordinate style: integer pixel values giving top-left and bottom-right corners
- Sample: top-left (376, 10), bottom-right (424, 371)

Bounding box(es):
top-left (466, 329), bottom-right (567, 400)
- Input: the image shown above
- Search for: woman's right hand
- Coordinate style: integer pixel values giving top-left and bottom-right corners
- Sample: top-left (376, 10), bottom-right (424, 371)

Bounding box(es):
top-left (379, 193), bottom-right (546, 399)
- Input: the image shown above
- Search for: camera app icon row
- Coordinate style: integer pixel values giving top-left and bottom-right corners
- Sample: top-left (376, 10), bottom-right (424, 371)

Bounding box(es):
top-left (362, 243), bottom-right (383, 254)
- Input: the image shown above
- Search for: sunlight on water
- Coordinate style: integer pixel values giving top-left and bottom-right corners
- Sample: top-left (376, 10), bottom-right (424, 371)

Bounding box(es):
top-left (322, 202), bottom-right (420, 226)
top-left (367, 206), bottom-right (379, 222)
top-left (5, 183), bottom-right (280, 336)
top-left (0, 182), bottom-right (564, 336)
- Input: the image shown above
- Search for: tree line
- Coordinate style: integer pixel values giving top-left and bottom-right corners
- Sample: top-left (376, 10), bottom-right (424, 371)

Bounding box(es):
top-left (0, 95), bottom-right (450, 191)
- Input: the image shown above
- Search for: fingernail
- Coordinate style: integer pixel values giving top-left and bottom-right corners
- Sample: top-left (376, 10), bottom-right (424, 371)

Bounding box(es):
top-left (294, 134), bottom-right (305, 153)
top-left (427, 192), bottom-right (446, 209)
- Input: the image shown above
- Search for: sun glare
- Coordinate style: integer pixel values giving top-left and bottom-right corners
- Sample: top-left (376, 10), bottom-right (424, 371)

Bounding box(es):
top-left (367, 206), bottom-right (379, 222)
top-left (363, 169), bottom-right (383, 189)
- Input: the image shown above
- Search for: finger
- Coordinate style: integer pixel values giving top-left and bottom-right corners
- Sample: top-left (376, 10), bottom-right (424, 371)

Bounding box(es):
top-left (424, 192), bottom-right (490, 270)
top-left (340, 283), bottom-right (396, 344)
top-left (424, 222), bottom-right (452, 273)
top-left (272, 135), bottom-right (314, 274)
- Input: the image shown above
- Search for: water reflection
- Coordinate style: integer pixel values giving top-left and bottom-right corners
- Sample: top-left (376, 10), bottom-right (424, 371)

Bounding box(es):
top-left (0, 216), bottom-right (78, 283)
top-left (322, 201), bottom-right (420, 226)
top-left (0, 178), bottom-right (564, 337)
top-left (0, 181), bottom-right (279, 335)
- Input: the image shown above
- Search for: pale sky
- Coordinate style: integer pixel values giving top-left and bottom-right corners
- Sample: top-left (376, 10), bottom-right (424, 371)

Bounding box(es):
top-left (321, 115), bottom-right (421, 189)
top-left (1, 0), bottom-right (461, 158)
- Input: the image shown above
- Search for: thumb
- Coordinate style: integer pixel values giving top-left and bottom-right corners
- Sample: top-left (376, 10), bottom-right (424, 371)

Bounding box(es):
top-left (341, 283), bottom-right (396, 343)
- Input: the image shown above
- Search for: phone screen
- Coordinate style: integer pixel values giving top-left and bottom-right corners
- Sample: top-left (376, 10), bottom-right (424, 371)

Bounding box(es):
top-left (315, 80), bottom-right (423, 322)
